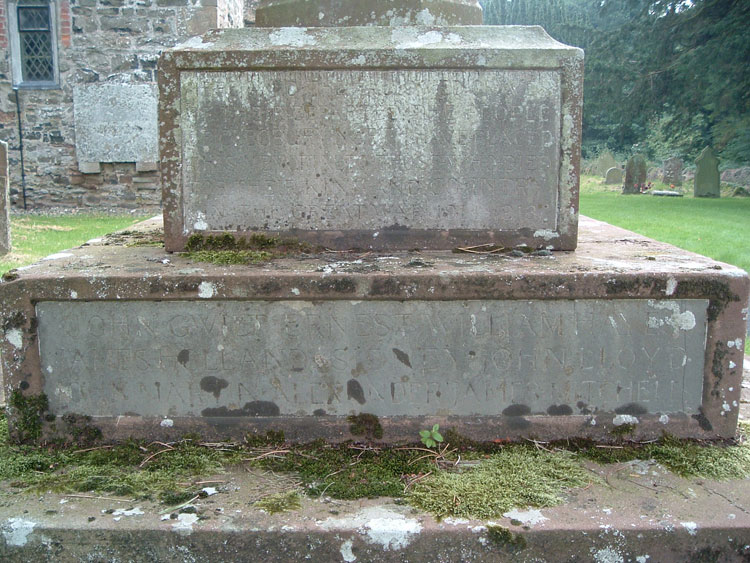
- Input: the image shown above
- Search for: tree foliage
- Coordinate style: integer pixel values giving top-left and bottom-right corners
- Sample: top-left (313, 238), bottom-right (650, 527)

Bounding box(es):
top-left (480, 0), bottom-right (750, 164)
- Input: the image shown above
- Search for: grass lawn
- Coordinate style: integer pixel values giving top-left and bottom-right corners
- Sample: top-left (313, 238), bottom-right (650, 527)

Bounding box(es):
top-left (579, 175), bottom-right (750, 352)
top-left (579, 176), bottom-right (750, 275)
top-left (0, 214), bottom-right (150, 275)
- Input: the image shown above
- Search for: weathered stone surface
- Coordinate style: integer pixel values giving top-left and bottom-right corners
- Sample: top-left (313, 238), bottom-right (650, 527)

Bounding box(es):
top-left (181, 68), bottom-right (560, 236)
top-left (37, 298), bottom-right (708, 418)
top-left (662, 156), bottom-right (683, 186)
top-left (623, 154), bottom-right (647, 194)
top-left (694, 146), bottom-right (720, 198)
top-left (1, 216), bottom-right (746, 443)
top-left (1, 464), bottom-right (750, 562)
top-left (0, 141), bottom-right (10, 255)
top-left (73, 83), bottom-right (159, 165)
top-left (255, 0), bottom-right (483, 27)
top-left (160, 26), bottom-right (584, 251)
top-left (604, 166), bottom-right (622, 185)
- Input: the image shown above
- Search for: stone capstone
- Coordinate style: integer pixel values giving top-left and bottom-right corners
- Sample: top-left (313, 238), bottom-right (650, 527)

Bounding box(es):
top-left (255, 0), bottom-right (483, 27)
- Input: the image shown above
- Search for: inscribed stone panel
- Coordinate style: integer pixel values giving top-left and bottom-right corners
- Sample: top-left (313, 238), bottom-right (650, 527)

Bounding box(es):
top-left (37, 299), bottom-right (708, 418)
top-left (73, 83), bottom-right (158, 165)
top-left (180, 69), bottom-right (561, 233)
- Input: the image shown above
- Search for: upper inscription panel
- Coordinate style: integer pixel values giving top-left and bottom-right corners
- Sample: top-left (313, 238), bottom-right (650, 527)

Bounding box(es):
top-left (37, 299), bottom-right (707, 419)
top-left (180, 69), bottom-right (561, 235)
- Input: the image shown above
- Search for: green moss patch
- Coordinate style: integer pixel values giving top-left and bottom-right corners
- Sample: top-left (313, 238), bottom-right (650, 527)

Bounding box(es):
top-left (251, 441), bottom-right (433, 499)
top-left (0, 414), bottom-right (237, 503)
top-left (575, 430), bottom-right (750, 480)
top-left (184, 249), bottom-right (272, 265)
top-left (182, 233), bottom-right (313, 266)
top-left (9, 391), bottom-right (49, 443)
top-left (408, 446), bottom-right (593, 520)
top-left (486, 525), bottom-right (528, 550)
top-left (254, 490), bottom-right (302, 514)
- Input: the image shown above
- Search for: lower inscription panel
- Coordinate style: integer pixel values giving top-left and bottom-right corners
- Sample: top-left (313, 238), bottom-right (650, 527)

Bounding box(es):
top-left (37, 299), bottom-right (708, 418)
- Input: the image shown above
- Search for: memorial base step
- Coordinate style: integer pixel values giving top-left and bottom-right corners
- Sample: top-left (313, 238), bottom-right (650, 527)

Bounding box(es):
top-left (0, 216), bottom-right (747, 444)
top-left (1, 462), bottom-right (749, 562)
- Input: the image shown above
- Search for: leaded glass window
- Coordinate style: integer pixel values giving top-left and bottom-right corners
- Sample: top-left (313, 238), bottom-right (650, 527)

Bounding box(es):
top-left (18, 4), bottom-right (53, 82)
top-left (9, 0), bottom-right (58, 88)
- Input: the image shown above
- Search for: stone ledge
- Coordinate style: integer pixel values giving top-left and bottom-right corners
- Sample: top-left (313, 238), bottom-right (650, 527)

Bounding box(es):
top-left (1, 462), bottom-right (749, 562)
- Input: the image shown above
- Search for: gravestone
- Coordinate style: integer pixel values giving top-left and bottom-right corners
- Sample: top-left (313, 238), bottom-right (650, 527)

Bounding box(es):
top-left (662, 156), bottom-right (683, 186)
top-left (1, 0), bottom-right (748, 446)
top-left (694, 146), bottom-right (720, 198)
top-left (0, 140), bottom-right (10, 255)
top-left (160, 19), bottom-right (584, 251)
top-left (622, 154), bottom-right (647, 194)
top-left (604, 166), bottom-right (622, 185)
top-left (593, 150), bottom-right (617, 177)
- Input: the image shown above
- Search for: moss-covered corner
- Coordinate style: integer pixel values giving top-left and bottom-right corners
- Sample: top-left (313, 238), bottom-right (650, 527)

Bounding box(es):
top-left (182, 232), bottom-right (314, 265)
top-left (8, 390), bottom-right (49, 443)
top-left (347, 413), bottom-right (383, 440)
top-left (253, 490), bottom-right (302, 514)
top-left (486, 525), bottom-right (528, 550)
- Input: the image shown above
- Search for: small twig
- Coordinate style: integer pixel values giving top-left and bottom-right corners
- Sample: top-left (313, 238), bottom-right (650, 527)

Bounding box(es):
top-left (65, 494), bottom-right (134, 502)
top-left (243, 449), bottom-right (291, 461)
top-left (595, 445), bottom-right (625, 449)
top-left (524, 438), bottom-right (552, 452)
top-left (139, 446), bottom-right (175, 467)
top-left (403, 471), bottom-right (432, 493)
top-left (72, 445), bottom-right (115, 454)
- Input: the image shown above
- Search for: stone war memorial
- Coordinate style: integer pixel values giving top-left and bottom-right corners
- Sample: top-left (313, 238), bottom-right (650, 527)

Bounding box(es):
top-left (0, 0), bottom-right (748, 448)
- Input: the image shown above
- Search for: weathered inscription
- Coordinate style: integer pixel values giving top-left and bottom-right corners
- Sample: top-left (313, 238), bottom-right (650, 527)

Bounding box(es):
top-left (37, 300), bottom-right (707, 418)
top-left (180, 69), bottom-right (561, 233)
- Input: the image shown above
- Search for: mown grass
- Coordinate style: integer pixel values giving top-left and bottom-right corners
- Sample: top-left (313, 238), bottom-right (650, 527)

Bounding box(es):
top-left (579, 175), bottom-right (750, 275)
top-left (0, 214), bottom-right (149, 275)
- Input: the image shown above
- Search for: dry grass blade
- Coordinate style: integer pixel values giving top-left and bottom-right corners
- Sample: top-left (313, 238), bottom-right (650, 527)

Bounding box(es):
top-left (243, 449), bottom-right (291, 461)
top-left (139, 445), bottom-right (175, 467)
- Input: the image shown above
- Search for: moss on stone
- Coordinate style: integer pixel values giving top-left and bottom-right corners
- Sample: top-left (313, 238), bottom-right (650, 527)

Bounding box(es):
top-left (408, 446), bottom-right (594, 520)
top-left (347, 413), bottom-right (384, 440)
top-left (252, 440), bottom-right (433, 499)
top-left (9, 391), bottom-right (49, 443)
top-left (253, 491), bottom-right (302, 514)
top-left (184, 249), bottom-right (272, 265)
top-left (182, 232), bottom-right (312, 264)
top-left (486, 525), bottom-right (528, 550)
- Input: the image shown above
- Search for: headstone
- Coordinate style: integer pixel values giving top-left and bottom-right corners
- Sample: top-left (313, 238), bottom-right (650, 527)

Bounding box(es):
top-left (662, 157), bottom-right (683, 186)
top-left (652, 190), bottom-right (682, 197)
top-left (694, 146), bottom-right (720, 198)
top-left (604, 166), bottom-right (622, 185)
top-left (160, 23), bottom-right (584, 251)
top-left (593, 150), bottom-right (617, 177)
top-left (0, 140), bottom-right (10, 255)
top-left (622, 154), bottom-right (647, 194)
